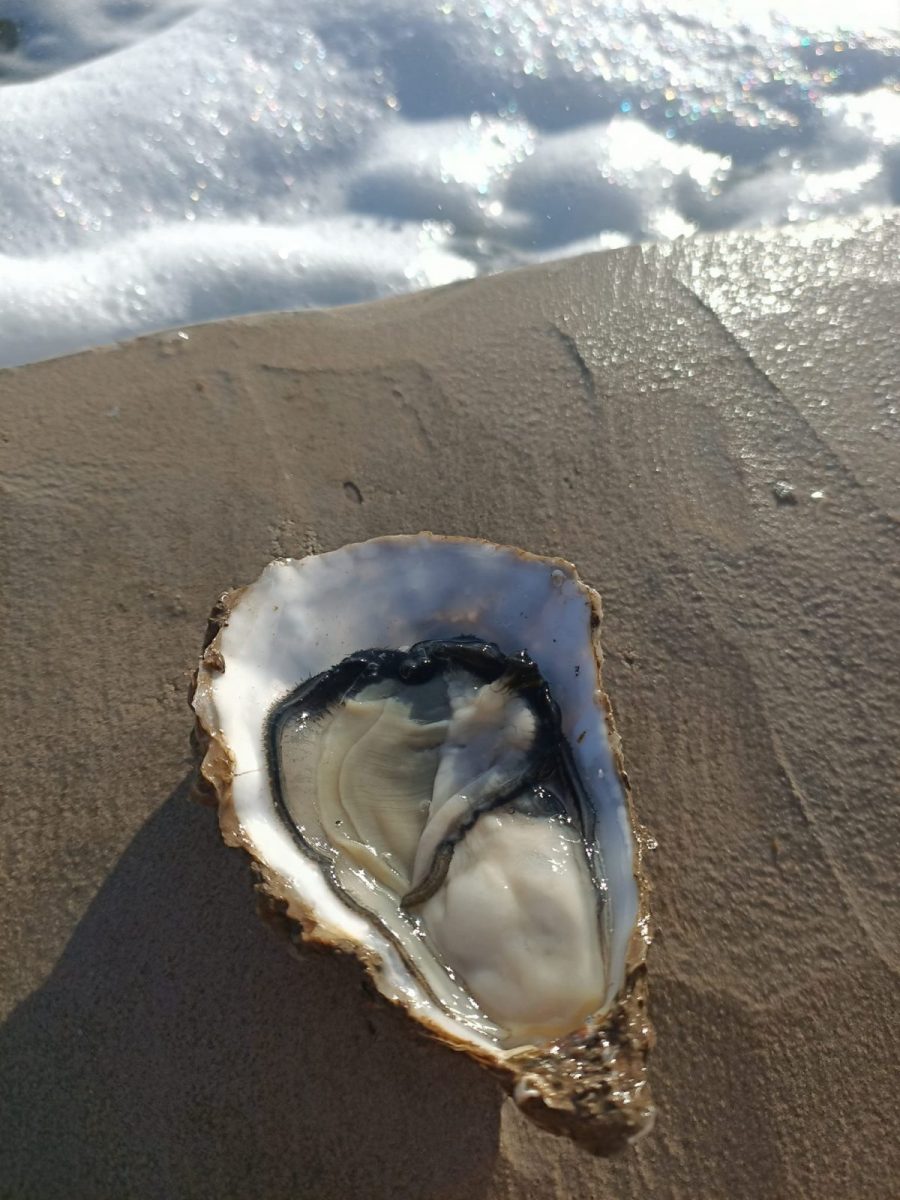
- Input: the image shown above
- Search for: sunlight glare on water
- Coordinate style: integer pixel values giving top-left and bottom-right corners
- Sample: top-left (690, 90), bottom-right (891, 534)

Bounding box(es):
top-left (0, 0), bottom-right (897, 366)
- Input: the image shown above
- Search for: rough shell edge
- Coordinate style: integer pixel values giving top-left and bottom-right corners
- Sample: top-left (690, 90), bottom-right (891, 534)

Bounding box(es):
top-left (188, 532), bottom-right (655, 1155)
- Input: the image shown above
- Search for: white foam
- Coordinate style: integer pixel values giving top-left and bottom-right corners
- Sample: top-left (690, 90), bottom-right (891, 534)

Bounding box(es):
top-left (0, 1), bottom-right (208, 82)
top-left (0, 219), bottom-right (472, 366)
top-left (0, 0), bottom-right (897, 367)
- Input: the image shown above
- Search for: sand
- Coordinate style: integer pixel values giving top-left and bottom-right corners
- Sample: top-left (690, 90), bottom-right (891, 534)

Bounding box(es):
top-left (1, 216), bottom-right (898, 1199)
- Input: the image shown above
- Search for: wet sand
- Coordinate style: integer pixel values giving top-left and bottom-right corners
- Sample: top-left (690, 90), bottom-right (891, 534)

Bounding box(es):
top-left (1, 217), bottom-right (898, 1199)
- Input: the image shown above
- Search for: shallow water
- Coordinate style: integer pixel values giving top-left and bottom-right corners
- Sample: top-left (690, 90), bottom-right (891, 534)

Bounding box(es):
top-left (0, 0), bottom-right (897, 367)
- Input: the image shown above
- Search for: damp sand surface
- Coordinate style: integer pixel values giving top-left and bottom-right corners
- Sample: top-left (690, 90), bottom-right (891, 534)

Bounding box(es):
top-left (1, 222), bottom-right (898, 1198)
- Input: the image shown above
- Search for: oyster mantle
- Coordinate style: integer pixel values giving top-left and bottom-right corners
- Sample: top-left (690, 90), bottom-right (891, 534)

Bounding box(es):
top-left (191, 534), bottom-right (653, 1153)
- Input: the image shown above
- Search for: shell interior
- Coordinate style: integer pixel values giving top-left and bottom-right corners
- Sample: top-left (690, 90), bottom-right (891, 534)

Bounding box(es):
top-left (268, 636), bottom-right (613, 1046)
top-left (195, 536), bottom-right (641, 1062)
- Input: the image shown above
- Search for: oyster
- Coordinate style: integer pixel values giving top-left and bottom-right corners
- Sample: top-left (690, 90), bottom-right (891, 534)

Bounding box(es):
top-left (191, 534), bottom-right (653, 1152)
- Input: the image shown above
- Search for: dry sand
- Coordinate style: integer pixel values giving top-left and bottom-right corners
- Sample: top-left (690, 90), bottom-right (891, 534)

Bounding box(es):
top-left (1, 217), bottom-right (898, 1199)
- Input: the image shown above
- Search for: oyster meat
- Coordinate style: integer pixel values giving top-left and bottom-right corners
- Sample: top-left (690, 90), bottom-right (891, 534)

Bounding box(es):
top-left (191, 534), bottom-right (653, 1152)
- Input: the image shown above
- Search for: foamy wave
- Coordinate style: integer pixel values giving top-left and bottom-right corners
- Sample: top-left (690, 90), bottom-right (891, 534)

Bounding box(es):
top-left (0, 0), bottom-right (897, 367)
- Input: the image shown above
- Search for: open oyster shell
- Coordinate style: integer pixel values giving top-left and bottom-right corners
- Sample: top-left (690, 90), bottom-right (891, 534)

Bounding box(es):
top-left (191, 534), bottom-right (653, 1153)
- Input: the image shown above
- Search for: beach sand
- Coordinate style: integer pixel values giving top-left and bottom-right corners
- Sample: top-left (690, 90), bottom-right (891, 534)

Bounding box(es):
top-left (1, 217), bottom-right (898, 1198)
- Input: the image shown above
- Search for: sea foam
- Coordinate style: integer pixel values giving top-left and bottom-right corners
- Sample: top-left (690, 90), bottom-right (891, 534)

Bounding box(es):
top-left (0, 0), bottom-right (897, 367)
